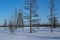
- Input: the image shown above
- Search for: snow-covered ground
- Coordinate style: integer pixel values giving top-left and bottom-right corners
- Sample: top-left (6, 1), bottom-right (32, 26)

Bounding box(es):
top-left (0, 27), bottom-right (60, 40)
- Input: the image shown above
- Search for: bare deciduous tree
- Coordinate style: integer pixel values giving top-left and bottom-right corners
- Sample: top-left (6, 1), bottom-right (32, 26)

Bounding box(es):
top-left (49, 0), bottom-right (58, 32)
top-left (24, 0), bottom-right (39, 33)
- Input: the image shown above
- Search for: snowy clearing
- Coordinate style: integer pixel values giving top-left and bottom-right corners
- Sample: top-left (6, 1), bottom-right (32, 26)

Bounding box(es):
top-left (0, 27), bottom-right (60, 40)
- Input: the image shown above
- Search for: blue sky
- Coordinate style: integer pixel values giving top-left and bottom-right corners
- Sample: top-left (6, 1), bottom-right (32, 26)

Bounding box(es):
top-left (0, 0), bottom-right (60, 25)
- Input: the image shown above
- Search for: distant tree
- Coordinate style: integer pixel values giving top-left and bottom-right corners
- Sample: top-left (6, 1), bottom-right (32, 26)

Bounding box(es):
top-left (17, 9), bottom-right (24, 30)
top-left (8, 20), bottom-right (14, 33)
top-left (14, 8), bottom-right (18, 27)
top-left (53, 16), bottom-right (58, 28)
top-left (13, 8), bottom-right (18, 30)
top-left (3, 19), bottom-right (7, 30)
top-left (8, 17), bottom-right (16, 33)
top-left (24, 0), bottom-right (39, 33)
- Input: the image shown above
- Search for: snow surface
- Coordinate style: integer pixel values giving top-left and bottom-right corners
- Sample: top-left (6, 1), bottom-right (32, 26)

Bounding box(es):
top-left (0, 27), bottom-right (60, 40)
